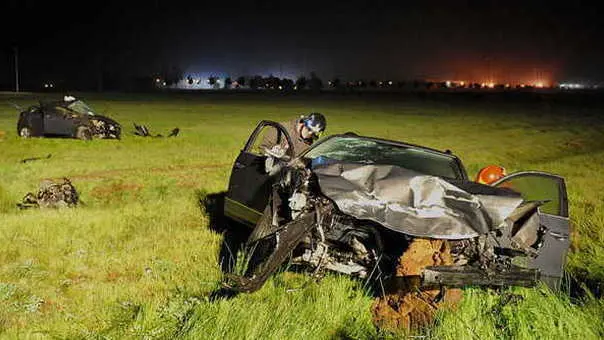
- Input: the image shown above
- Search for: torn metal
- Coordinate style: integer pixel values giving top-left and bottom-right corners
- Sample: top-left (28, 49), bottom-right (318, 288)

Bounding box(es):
top-left (133, 123), bottom-right (180, 138)
top-left (17, 178), bottom-right (79, 209)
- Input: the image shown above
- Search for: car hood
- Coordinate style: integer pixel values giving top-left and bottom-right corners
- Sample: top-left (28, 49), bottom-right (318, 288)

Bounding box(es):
top-left (312, 162), bottom-right (524, 239)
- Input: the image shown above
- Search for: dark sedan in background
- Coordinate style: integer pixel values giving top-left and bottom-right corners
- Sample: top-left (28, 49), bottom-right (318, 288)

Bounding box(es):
top-left (17, 97), bottom-right (121, 140)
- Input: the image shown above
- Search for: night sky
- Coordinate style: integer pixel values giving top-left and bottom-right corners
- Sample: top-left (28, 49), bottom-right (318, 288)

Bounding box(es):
top-left (2, 0), bottom-right (604, 90)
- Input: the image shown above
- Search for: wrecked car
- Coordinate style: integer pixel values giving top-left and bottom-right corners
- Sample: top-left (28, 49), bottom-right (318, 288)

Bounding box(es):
top-left (16, 96), bottom-right (121, 140)
top-left (222, 120), bottom-right (570, 295)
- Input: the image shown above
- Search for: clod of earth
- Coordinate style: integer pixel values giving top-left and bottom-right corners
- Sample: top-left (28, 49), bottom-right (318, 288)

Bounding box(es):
top-left (371, 238), bottom-right (463, 331)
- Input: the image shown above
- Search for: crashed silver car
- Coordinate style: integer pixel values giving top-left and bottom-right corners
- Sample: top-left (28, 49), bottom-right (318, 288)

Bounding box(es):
top-left (222, 120), bottom-right (570, 293)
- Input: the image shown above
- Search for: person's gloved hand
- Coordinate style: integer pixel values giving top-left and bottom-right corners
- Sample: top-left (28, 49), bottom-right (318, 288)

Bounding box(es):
top-left (264, 145), bottom-right (286, 159)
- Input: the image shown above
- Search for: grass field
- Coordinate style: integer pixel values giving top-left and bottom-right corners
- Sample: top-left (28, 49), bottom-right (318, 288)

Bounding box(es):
top-left (0, 91), bottom-right (603, 339)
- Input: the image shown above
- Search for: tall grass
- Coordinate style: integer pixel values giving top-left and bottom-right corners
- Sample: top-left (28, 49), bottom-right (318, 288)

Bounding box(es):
top-left (0, 92), bottom-right (602, 338)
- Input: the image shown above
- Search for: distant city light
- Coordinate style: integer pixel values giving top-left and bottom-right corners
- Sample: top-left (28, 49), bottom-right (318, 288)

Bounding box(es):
top-left (559, 83), bottom-right (585, 89)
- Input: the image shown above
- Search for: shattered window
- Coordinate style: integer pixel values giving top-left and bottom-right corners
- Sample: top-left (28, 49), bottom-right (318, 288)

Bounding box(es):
top-left (67, 100), bottom-right (97, 116)
top-left (305, 136), bottom-right (462, 179)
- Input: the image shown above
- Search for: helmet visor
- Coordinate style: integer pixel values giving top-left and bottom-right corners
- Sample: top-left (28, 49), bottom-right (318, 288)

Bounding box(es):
top-left (304, 119), bottom-right (324, 137)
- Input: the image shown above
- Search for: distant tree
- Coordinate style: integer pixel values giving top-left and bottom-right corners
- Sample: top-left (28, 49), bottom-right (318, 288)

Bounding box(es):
top-left (236, 76), bottom-right (246, 87)
top-left (281, 78), bottom-right (294, 91)
top-left (224, 77), bottom-right (232, 89)
top-left (208, 76), bottom-right (217, 87)
top-left (266, 74), bottom-right (280, 89)
top-left (295, 76), bottom-right (307, 90)
top-left (308, 72), bottom-right (323, 91)
top-left (249, 75), bottom-right (263, 89)
top-left (369, 80), bottom-right (377, 88)
top-left (187, 75), bottom-right (194, 85)
top-left (163, 65), bottom-right (183, 86)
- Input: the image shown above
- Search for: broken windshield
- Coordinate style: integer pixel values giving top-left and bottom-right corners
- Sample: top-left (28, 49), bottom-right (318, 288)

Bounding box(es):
top-left (304, 136), bottom-right (463, 179)
top-left (67, 100), bottom-right (97, 116)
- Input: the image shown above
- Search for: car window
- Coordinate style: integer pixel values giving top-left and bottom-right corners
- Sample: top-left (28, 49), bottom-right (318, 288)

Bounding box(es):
top-left (494, 174), bottom-right (565, 216)
top-left (247, 125), bottom-right (291, 156)
top-left (305, 136), bottom-right (463, 179)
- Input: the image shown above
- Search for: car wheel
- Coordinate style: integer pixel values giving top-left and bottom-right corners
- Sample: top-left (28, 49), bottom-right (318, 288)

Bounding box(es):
top-left (19, 126), bottom-right (33, 138)
top-left (75, 126), bottom-right (92, 140)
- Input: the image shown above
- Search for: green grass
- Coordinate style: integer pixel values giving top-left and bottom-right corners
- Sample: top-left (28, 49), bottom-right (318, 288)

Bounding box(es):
top-left (0, 92), bottom-right (603, 339)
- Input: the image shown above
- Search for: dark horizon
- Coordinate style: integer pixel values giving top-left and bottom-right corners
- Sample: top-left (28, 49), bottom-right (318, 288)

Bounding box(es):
top-left (2, 1), bottom-right (604, 91)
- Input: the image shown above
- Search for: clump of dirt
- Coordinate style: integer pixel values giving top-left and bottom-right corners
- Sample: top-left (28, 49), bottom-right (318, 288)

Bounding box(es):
top-left (0, 130), bottom-right (5, 140)
top-left (371, 238), bottom-right (463, 332)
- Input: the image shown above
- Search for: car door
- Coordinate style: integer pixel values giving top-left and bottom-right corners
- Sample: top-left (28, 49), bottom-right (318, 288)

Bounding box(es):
top-left (224, 120), bottom-right (294, 226)
top-left (23, 108), bottom-right (44, 135)
top-left (492, 171), bottom-right (570, 289)
top-left (44, 106), bottom-right (74, 136)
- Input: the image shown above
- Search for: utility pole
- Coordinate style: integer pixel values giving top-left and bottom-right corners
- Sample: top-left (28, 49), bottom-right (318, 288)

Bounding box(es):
top-left (14, 46), bottom-right (20, 93)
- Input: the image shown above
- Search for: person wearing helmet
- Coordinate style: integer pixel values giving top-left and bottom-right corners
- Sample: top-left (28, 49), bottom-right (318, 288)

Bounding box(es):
top-left (260, 112), bottom-right (327, 158)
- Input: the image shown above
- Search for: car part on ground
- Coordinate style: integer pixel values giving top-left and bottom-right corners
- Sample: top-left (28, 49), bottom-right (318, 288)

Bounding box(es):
top-left (20, 154), bottom-right (52, 163)
top-left (14, 97), bottom-right (121, 140)
top-left (17, 178), bottom-right (79, 209)
top-left (133, 123), bottom-right (180, 138)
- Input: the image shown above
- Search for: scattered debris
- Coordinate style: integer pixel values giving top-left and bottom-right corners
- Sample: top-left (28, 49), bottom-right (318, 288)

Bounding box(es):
top-left (17, 178), bottom-right (79, 209)
top-left (133, 123), bottom-right (180, 138)
top-left (21, 154), bottom-right (52, 164)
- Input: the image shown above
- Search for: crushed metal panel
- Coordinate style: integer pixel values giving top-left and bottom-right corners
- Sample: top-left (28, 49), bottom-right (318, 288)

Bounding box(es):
top-left (313, 163), bottom-right (524, 239)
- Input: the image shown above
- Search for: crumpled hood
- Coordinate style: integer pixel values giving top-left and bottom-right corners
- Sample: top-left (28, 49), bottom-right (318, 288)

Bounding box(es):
top-left (312, 162), bottom-right (524, 239)
top-left (92, 115), bottom-right (120, 126)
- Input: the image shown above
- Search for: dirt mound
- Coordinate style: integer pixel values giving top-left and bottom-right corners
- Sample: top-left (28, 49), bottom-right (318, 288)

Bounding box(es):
top-left (372, 238), bottom-right (463, 332)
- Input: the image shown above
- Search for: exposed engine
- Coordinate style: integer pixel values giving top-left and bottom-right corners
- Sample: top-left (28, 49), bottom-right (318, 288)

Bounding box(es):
top-left (91, 118), bottom-right (121, 139)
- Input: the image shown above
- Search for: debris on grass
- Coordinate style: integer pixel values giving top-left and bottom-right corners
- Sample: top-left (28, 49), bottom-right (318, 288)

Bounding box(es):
top-left (133, 123), bottom-right (180, 138)
top-left (21, 154), bottom-right (52, 163)
top-left (17, 178), bottom-right (79, 209)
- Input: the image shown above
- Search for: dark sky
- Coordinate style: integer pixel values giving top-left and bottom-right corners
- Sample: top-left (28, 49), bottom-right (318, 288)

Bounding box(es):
top-left (2, 0), bottom-right (604, 89)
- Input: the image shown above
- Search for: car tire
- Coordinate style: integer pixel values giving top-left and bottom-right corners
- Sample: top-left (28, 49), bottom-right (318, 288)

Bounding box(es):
top-left (75, 126), bottom-right (92, 140)
top-left (19, 126), bottom-right (33, 138)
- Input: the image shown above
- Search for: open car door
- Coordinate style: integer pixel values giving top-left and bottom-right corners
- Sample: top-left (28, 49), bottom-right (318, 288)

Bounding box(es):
top-left (492, 171), bottom-right (570, 290)
top-left (225, 120), bottom-right (294, 226)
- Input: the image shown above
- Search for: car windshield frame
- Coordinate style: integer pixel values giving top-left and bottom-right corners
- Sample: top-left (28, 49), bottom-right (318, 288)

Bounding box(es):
top-left (301, 134), bottom-right (467, 180)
